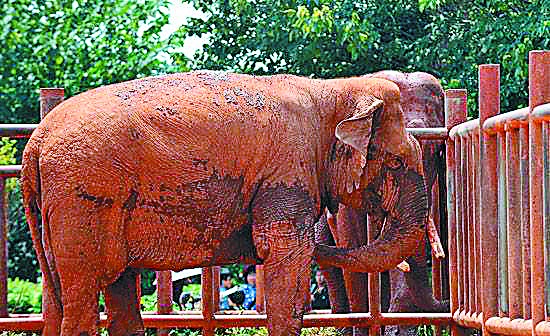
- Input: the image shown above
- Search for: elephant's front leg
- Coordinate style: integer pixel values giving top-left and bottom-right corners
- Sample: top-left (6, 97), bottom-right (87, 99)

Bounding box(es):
top-left (252, 187), bottom-right (316, 336)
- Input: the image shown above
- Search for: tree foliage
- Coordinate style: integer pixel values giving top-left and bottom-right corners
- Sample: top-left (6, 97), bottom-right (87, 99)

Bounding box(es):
top-left (0, 0), bottom-right (175, 123)
top-left (180, 0), bottom-right (550, 115)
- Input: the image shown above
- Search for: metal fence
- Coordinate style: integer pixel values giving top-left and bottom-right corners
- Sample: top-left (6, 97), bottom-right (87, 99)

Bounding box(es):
top-left (446, 50), bottom-right (550, 336)
top-left (0, 49), bottom-right (547, 335)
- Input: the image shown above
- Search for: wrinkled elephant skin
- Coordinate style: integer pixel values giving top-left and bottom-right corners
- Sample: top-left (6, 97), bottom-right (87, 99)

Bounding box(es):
top-left (315, 71), bottom-right (449, 336)
top-left (21, 71), bottom-right (428, 336)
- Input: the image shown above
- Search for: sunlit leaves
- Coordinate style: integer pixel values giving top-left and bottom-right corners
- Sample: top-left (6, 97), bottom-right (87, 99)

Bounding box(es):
top-left (0, 0), bottom-right (174, 123)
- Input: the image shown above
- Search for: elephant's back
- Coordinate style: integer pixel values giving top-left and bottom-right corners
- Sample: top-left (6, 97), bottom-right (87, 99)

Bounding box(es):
top-left (33, 71), bottom-right (308, 201)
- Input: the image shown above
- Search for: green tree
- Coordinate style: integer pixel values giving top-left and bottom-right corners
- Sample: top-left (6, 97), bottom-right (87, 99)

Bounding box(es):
top-left (178, 0), bottom-right (430, 77)
top-left (0, 0), bottom-right (175, 124)
top-left (179, 0), bottom-right (550, 115)
top-left (413, 0), bottom-right (550, 114)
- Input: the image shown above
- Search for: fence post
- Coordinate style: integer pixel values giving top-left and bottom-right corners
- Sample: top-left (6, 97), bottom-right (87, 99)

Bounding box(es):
top-left (445, 89), bottom-right (467, 336)
top-left (0, 177), bottom-right (8, 317)
top-left (528, 50), bottom-right (550, 336)
top-left (256, 265), bottom-right (265, 313)
top-left (156, 271), bottom-right (173, 336)
top-left (478, 64), bottom-right (500, 336)
top-left (39, 88), bottom-right (65, 326)
top-left (202, 267), bottom-right (215, 336)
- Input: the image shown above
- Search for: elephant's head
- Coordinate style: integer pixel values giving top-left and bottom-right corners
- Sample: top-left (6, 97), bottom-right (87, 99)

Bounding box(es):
top-left (318, 77), bottom-right (428, 273)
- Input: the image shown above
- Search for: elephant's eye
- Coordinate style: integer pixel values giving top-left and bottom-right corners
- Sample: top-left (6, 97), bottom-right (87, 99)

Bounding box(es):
top-left (385, 155), bottom-right (403, 170)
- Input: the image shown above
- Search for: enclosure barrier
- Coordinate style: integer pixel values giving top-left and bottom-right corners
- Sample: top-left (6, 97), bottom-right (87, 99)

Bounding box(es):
top-left (0, 50), bottom-right (548, 335)
top-left (446, 50), bottom-right (550, 336)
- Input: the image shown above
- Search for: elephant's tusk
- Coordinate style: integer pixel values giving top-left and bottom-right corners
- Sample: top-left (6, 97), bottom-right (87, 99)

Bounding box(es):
top-left (426, 214), bottom-right (445, 259)
top-left (397, 260), bottom-right (410, 272)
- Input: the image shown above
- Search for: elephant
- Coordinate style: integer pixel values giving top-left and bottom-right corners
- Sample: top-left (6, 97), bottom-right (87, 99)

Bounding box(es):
top-left (21, 71), bottom-right (429, 336)
top-left (314, 71), bottom-right (449, 336)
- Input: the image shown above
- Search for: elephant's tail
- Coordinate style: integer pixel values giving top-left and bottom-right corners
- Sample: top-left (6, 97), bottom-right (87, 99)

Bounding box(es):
top-left (21, 139), bottom-right (63, 314)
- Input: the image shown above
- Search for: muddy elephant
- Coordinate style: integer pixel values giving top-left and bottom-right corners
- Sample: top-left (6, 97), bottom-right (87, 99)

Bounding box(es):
top-left (315, 71), bottom-right (449, 336)
top-left (21, 71), bottom-right (429, 336)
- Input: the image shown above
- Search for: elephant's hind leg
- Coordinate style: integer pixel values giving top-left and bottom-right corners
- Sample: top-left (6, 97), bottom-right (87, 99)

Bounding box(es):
top-left (105, 268), bottom-right (144, 336)
top-left (56, 256), bottom-right (101, 336)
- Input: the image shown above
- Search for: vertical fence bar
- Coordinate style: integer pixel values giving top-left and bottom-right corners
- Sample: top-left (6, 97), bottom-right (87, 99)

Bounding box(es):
top-left (39, 88), bottom-right (64, 325)
top-left (497, 132), bottom-right (509, 316)
top-left (256, 265), bottom-right (265, 313)
top-left (156, 271), bottom-right (173, 336)
top-left (479, 64), bottom-right (500, 336)
top-left (202, 267), bottom-right (215, 336)
top-left (0, 177), bottom-right (7, 317)
top-left (542, 120), bottom-right (550, 319)
top-left (456, 135), bottom-right (464, 316)
top-left (519, 125), bottom-right (532, 319)
top-left (529, 50), bottom-right (550, 334)
top-left (432, 180), bottom-right (442, 299)
top-left (40, 88), bottom-right (65, 120)
top-left (433, 179), bottom-right (443, 336)
top-left (506, 128), bottom-right (523, 319)
top-left (368, 219), bottom-right (380, 336)
top-left (213, 266), bottom-right (220, 312)
top-left (473, 132), bottom-right (482, 315)
top-left (466, 134), bottom-right (475, 316)
top-left (445, 89), bottom-right (467, 336)
top-left (461, 131), bottom-right (470, 315)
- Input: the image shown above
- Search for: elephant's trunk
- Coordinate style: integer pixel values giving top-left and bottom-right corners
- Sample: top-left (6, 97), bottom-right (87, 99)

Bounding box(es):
top-left (315, 169), bottom-right (428, 273)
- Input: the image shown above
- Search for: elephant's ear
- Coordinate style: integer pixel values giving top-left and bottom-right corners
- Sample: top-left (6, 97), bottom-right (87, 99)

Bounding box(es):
top-left (334, 96), bottom-right (383, 194)
top-left (335, 96), bottom-right (383, 156)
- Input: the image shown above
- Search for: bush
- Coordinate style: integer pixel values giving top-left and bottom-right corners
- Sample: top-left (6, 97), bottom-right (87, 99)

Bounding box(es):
top-left (7, 278), bottom-right (41, 314)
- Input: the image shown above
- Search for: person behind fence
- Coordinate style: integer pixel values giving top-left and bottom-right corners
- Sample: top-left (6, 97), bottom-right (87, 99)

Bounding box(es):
top-left (219, 272), bottom-right (236, 310)
top-left (310, 270), bottom-right (330, 310)
top-left (241, 265), bottom-right (256, 310)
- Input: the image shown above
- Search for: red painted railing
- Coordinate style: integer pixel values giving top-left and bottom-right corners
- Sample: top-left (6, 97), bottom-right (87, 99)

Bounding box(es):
top-left (0, 49), bottom-right (547, 335)
top-left (446, 50), bottom-right (550, 336)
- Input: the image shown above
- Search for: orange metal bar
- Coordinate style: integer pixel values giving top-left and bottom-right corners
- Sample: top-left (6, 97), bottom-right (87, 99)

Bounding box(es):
top-left (497, 132), bottom-right (509, 316)
top-left (466, 134), bottom-right (475, 315)
top-left (0, 124), bottom-right (37, 138)
top-left (213, 266), bottom-right (220, 313)
top-left (456, 309), bottom-right (483, 328)
top-left (201, 267), bottom-right (215, 336)
top-left (485, 317), bottom-right (533, 336)
top-left (461, 133), bottom-right (470, 313)
top-left (156, 271), bottom-right (173, 336)
top-left (519, 125), bottom-right (532, 319)
top-left (0, 312), bottom-right (454, 331)
top-left (506, 128), bottom-right (523, 319)
top-left (256, 265), bottom-right (265, 313)
top-left (445, 89), bottom-right (467, 336)
top-left (529, 50), bottom-right (550, 335)
top-left (479, 64), bottom-right (500, 336)
top-left (39, 88), bottom-right (65, 120)
top-left (473, 132), bottom-right (482, 314)
top-left (432, 179), bottom-right (442, 299)
top-left (455, 135), bottom-right (464, 315)
top-left (368, 215), bottom-right (380, 336)
top-left (536, 321), bottom-right (550, 336)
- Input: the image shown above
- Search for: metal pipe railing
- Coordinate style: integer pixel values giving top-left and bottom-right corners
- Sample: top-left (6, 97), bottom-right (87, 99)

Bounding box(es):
top-left (447, 50), bottom-right (550, 336)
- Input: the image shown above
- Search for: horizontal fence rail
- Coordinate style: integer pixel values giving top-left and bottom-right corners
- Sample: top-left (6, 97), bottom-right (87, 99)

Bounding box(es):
top-left (0, 312), bottom-right (453, 331)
